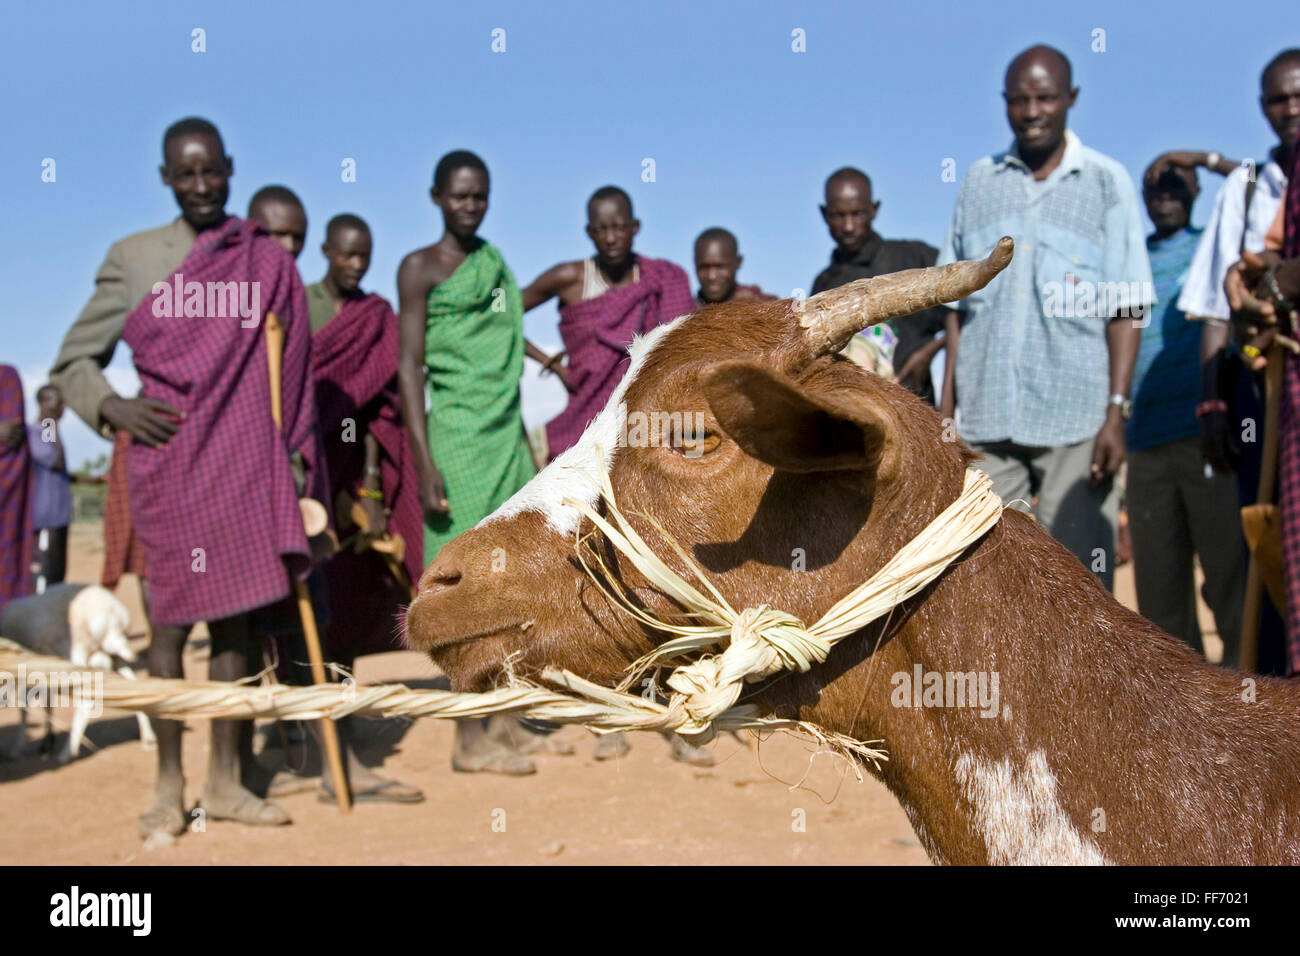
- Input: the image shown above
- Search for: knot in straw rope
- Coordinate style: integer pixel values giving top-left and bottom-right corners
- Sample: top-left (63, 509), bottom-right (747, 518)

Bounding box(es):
top-left (664, 605), bottom-right (827, 734)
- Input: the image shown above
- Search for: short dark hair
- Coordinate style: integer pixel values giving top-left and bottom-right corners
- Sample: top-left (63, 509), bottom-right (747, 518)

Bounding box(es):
top-left (36, 384), bottom-right (61, 403)
top-left (694, 227), bottom-right (738, 254)
top-left (433, 150), bottom-right (489, 192)
top-left (1005, 44), bottom-right (1073, 90)
top-left (588, 185), bottom-right (633, 219)
top-left (325, 213), bottom-right (370, 244)
top-left (824, 167), bottom-right (872, 197)
top-left (247, 185), bottom-right (304, 218)
top-left (162, 116), bottom-right (224, 163)
top-left (1262, 48), bottom-right (1300, 92)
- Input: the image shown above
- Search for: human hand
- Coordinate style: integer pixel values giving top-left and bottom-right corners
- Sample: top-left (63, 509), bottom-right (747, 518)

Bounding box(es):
top-left (1144, 150), bottom-right (1208, 188)
top-left (358, 494), bottom-right (389, 541)
top-left (420, 461), bottom-right (450, 520)
top-left (1090, 414), bottom-right (1126, 487)
top-left (0, 420), bottom-right (23, 449)
top-left (100, 395), bottom-right (184, 447)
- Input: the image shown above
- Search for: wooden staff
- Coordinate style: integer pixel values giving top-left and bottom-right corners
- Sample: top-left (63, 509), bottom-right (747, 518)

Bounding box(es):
top-left (1238, 344), bottom-right (1285, 672)
top-left (265, 312), bottom-right (351, 813)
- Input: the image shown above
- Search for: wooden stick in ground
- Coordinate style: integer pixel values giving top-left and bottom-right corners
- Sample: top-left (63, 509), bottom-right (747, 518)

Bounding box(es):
top-left (1238, 345), bottom-right (1284, 672)
top-left (265, 311), bottom-right (351, 813)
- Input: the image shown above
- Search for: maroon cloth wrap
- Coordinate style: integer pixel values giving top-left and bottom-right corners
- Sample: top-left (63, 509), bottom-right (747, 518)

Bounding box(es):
top-left (312, 293), bottom-right (423, 659)
top-left (544, 255), bottom-right (695, 459)
top-left (1276, 140), bottom-right (1300, 674)
top-left (121, 217), bottom-right (325, 627)
top-left (0, 366), bottom-right (32, 614)
top-left (101, 428), bottom-right (147, 588)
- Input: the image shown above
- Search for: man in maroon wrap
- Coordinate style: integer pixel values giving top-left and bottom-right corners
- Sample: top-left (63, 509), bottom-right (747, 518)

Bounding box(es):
top-left (49, 118), bottom-right (324, 840)
top-left (1228, 135), bottom-right (1300, 674)
top-left (0, 366), bottom-right (33, 615)
top-left (303, 213), bottom-right (424, 802)
top-left (521, 185), bottom-right (696, 461)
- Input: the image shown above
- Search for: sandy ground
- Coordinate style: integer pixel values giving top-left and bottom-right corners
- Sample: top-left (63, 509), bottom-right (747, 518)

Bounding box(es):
top-left (0, 523), bottom-right (1217, 865)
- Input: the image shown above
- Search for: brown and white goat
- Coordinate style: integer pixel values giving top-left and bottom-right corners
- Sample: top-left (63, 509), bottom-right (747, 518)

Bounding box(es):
top-left (406, 238), bottom-right (1300, 865)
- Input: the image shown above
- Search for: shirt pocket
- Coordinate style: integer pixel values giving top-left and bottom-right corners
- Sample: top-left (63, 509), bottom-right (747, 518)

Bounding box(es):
top-left (1035, 231), bottom-right (1106, 329)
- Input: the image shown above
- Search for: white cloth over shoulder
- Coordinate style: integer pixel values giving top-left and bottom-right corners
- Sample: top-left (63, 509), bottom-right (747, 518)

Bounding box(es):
top-left (1177, 160), bottom-right (1287, 321)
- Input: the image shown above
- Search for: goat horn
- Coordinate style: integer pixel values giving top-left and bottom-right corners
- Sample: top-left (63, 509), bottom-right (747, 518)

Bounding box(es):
top-left (799, 236), bottom-right (1014, 356)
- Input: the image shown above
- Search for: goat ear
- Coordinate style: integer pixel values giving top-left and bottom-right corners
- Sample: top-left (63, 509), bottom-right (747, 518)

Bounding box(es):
top-left (701, 360), bottom-right (890, 474)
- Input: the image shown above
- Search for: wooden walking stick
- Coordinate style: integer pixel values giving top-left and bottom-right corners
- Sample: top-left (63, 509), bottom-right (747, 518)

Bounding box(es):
top-left (1238, 344), bottom-right (1285, 672)
top-left (265, 312), bottom-right (352, 813)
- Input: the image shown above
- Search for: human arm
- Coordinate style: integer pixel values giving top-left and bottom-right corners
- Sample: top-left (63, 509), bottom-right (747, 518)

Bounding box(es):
top-left (520, 262), bottom-right (582, 312)
top-left (525, 338), bottom-right (574, 392)
top-left (892, 334), bottom-right (945, 391)
top-left (357, 430), bottom-right (388, 539)
top-left (1092, 314), bottom-right (1141, 485)
top-left (1144, 150), bottom-right (1242, 188)
top-left (1091, 176), bottom-right (1151, 486)
top-left (396, 253), bottom-right (450, 519)
top-left (938, 310), bottom-right (960, 420)
top-left (50, 242), bottom-right (183, 445)
top-left (1197, 319), bottom-right (1236, 473)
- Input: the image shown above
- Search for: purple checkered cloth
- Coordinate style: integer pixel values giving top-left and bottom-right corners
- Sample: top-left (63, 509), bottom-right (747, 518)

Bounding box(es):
top-left (544, 255), bottom-right (695, 459)
top-left (313, 293), bottom-right (423, 659)
top-left (0, 365), bottom-right (32, 614)
top-left (121, 217), bottom-right (324, 627)
top-left (1277, 140), bottom-right (1300, 674)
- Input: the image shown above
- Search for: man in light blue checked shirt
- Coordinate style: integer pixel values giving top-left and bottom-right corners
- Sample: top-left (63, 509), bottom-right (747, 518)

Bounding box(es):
top-left (937, 45), bottom-right (1153, 591)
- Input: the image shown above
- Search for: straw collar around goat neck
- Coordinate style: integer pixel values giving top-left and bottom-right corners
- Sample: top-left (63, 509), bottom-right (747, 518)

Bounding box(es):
top-left (562, 456), bottom-right (1004, 738)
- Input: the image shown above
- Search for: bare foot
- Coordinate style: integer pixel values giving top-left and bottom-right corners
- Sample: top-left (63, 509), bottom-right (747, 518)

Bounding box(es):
top-left (452, 749), bottom-right (536, 775)
top-left (200, 783), bottom-right (291, 826)
top-left (669, 734), bottom-right (716, 767)
top-left (593, 732), bottom-right (631, 760)
top-left (267, 769), bottom-right (321, 798)
top-left (452, 729), bottom-right (536, 775)
top-left (319, 771), bottom-right (425, 804)
top-left (137, 793), bottom-right (187, 841)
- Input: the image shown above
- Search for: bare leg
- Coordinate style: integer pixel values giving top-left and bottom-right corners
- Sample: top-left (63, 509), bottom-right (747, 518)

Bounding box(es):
top-left (237, 637), bottom-right (265, 787)
top-left (138, 606), bottom-right (188, 839)
top-left (200, 613), bottom-right (289, 826)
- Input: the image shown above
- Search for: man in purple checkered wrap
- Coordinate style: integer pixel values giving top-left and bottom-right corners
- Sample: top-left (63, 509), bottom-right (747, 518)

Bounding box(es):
top-left (49, 118), bottom-right (326, 841)
top-left (520, 185), bottom-right (696, 463)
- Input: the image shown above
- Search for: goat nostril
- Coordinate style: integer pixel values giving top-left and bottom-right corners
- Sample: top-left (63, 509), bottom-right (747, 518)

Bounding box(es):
top-left (418, 559), bottom-right (464, 596)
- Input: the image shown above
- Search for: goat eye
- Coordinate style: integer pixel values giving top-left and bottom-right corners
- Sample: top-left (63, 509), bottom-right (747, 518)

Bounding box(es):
top-left (674, 430), bottom-right (720, 457)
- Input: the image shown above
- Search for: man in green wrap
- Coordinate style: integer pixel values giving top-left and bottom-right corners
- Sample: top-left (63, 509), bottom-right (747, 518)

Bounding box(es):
top-left (397, 149), bottom-right (567, 773)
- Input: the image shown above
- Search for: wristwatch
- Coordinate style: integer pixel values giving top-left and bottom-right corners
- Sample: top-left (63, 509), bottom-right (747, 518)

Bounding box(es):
top-left (1109, 393), bottom-right (1132, 420)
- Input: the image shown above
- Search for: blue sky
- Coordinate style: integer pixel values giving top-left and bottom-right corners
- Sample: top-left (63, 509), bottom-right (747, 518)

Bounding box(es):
top-left (2, 0), bottom-right (1293, 465)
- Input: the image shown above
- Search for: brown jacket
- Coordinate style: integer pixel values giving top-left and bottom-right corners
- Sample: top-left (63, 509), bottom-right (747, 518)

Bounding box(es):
top-left (50, 217), bottom-right (197, 435)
